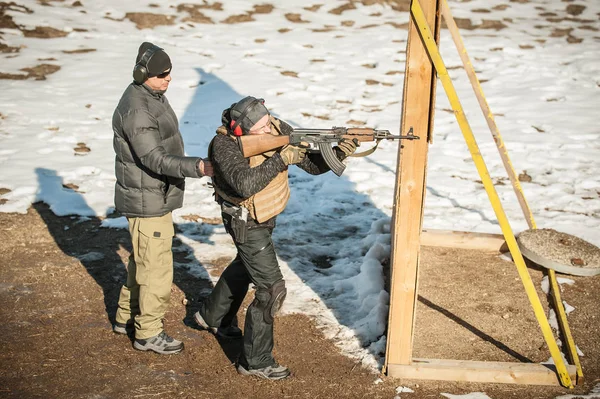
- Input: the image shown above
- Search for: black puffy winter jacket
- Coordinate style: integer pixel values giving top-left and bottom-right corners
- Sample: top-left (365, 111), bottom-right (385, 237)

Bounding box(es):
top-left (112, 83), bottom-right (201, 217)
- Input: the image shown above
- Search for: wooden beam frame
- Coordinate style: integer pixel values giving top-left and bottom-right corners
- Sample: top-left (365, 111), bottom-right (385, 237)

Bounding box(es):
top-left (421, 229), bottom-right (507, 252)
top-left (387, 359), bottom-right (577, 386)
top-left (384, 0), bottom-right (574, 388)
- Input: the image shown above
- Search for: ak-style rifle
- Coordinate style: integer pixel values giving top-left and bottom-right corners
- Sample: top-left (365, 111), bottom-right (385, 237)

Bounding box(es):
top-left (238, 127), bottom-right (419, 176)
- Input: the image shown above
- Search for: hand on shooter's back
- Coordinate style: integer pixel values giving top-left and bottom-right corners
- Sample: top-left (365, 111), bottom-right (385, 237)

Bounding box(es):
top-left (198, 159), bottom-right (213, 177)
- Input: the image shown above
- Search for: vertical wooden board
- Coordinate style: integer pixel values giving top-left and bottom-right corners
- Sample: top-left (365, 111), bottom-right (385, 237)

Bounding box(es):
top-left (385, 0), bottom-right (440, 369)
top-left (428, 0), bottom-right (442, 145)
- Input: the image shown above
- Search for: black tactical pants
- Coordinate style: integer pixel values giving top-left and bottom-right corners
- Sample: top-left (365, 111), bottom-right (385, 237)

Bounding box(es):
top-left (200, 225), bottom-right (283, 370)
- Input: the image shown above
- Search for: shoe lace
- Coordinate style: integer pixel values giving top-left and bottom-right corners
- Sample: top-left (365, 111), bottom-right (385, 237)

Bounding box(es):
top-left (266, 363), bottom-right (283, 371)
top-left (158, 331), bottom-right (173, 343)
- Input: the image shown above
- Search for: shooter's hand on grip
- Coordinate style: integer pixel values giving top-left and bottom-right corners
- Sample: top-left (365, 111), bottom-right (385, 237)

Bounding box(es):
top-left (335, 138), bottom-right (360, 158)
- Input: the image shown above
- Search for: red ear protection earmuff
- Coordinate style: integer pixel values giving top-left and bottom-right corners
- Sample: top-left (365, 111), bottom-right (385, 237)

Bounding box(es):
top-left (229, 98), bottom-right (265, 136)
top-left (230, 120), bottom-right (243, 136)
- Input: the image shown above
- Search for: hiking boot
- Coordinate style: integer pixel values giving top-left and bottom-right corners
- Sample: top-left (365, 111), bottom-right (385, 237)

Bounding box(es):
top-left (133, 331), bottom-right (184, 355)
top-left (237, 363), bottom-right (291, 380)
top-left (113, 321), bottom-right (134, 335)
top-left (194, 311), bottom-right (243, 339)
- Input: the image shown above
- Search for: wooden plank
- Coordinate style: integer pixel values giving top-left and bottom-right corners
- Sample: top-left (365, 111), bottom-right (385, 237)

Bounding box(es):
top-left (387, 358), bottom-right (577, 386)
top-left (440, 0), bottom-right (536, 230)
top-left (385, 0), bottom-right (440, 369)
top-left (421, 229), bottom-right (507, 251)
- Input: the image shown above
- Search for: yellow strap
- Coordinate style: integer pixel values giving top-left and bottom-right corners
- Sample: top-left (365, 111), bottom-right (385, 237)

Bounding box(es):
top-left (411, 0), bottom-right (573, 388)
top-left (548, 268), bottom-right (584, 383)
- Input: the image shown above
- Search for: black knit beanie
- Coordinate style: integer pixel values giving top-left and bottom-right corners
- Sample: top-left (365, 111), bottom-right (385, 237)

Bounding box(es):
top-left (136, 42), bottom-right (172, 77)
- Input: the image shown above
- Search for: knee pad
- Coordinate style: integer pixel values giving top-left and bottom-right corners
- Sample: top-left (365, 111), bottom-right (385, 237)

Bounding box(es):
top-left (254, 280), bottom-right (287, 324)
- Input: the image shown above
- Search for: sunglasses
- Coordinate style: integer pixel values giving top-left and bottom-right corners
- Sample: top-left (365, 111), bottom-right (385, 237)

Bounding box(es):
top-left (156, 69), bottom-right (171, 79)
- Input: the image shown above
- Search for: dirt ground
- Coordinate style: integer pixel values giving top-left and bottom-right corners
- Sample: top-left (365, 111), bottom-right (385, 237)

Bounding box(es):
top-left (1, 204), bottom-right (599, 399)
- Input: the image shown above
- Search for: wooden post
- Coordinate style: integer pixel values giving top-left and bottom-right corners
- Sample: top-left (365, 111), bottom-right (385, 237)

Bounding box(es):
top-left (385, 0), bottom-right (441, 370)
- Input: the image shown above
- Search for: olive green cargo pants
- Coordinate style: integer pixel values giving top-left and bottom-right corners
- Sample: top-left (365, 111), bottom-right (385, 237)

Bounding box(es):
top-left (115, 212), bottom-right (175, 339)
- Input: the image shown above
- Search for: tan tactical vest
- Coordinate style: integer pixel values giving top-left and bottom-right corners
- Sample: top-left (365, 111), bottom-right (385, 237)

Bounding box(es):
top-left (212, 116), bottom-right (290, 223)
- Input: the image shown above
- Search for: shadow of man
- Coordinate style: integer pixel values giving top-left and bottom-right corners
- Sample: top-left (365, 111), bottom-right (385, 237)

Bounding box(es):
top-left (33, 168), bottom-right (128, 326)
top-left (33, 168), bottom-right (222, 349)
top-left (171, 219), bottom-right (244, 363)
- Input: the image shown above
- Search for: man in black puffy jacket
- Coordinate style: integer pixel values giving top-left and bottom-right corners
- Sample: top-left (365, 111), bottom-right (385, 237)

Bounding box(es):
top-left (111, 42), bottom-right (212, 354)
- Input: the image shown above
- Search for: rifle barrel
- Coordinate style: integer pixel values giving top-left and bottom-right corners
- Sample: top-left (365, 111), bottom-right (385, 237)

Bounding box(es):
top-left (293, 128), bottom-right (342, 134)
top-left (376, 134), bottom-right (420, 140)
top-left (292, 128), bottom-right (420, 140)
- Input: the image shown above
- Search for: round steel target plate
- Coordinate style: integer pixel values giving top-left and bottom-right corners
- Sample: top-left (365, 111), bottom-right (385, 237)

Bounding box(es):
top-left (517, 228), bottom-right (600, 276)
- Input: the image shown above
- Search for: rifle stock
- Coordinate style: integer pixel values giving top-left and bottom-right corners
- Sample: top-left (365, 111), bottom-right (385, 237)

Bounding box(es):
top-left (238, 134), bottom-right (290, 158)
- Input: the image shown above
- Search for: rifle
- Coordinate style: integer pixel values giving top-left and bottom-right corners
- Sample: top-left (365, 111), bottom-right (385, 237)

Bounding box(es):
top-left (238, 127), bottom-right (420, 176)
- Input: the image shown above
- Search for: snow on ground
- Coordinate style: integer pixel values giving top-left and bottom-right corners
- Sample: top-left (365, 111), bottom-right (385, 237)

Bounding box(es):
top-left (1, 0), bottom-right (599, 381)
top-left (554, 383), bottom-right (600, 399)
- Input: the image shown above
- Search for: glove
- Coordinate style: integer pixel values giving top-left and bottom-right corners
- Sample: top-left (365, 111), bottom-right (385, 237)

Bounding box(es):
top-left (279, 145), bottom-right (307, 165)
top-left (336, 138), bottom-right (359, 157)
